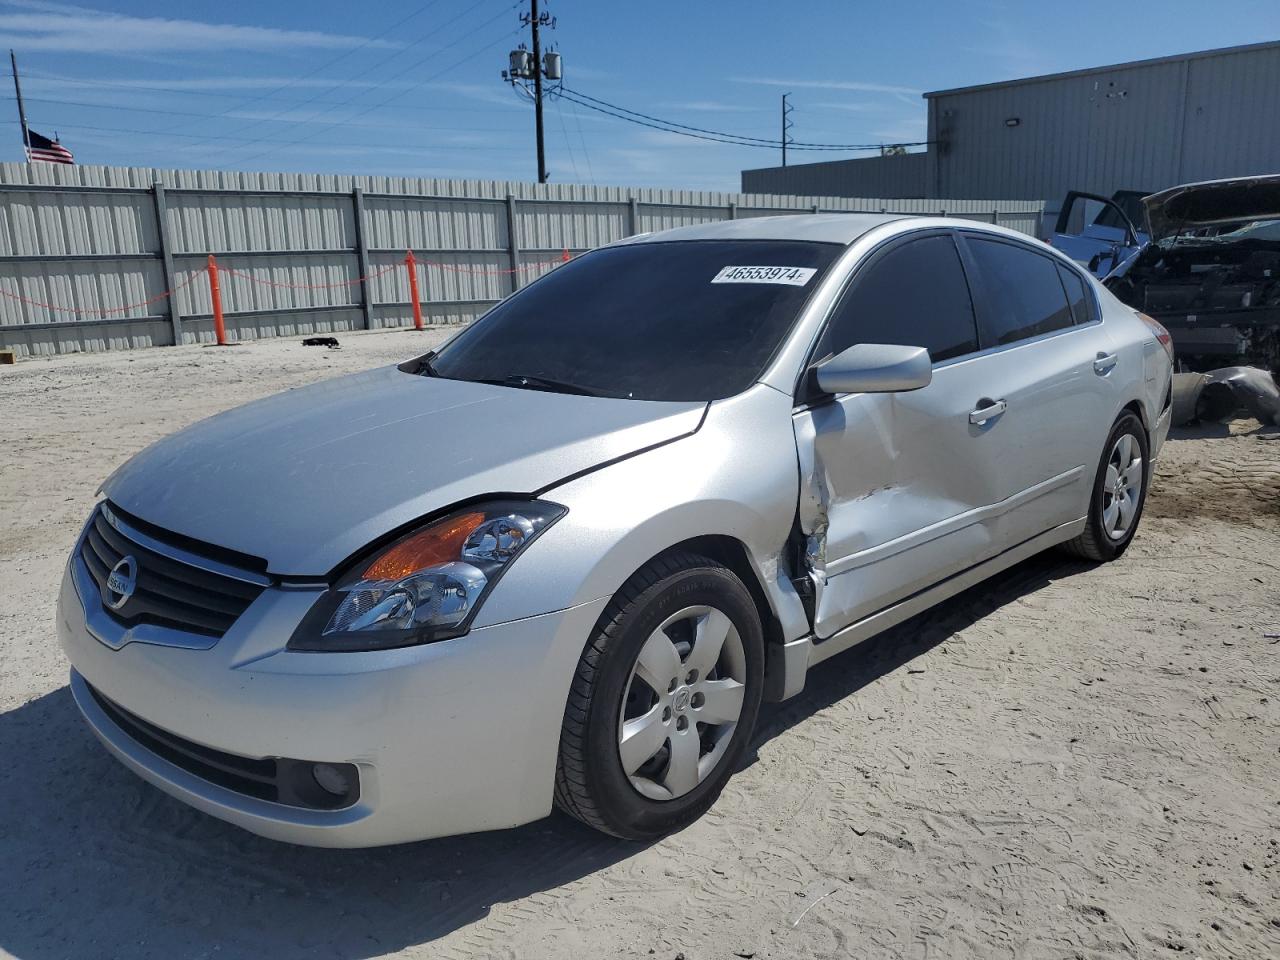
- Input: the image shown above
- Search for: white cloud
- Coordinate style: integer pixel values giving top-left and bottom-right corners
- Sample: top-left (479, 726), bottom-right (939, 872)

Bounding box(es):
top-left (0, 0), bottom-right (394, 54)
top-left (729, 75), bottom-right (922, 97)
top-left (658, 100), bottom-right (766, 114)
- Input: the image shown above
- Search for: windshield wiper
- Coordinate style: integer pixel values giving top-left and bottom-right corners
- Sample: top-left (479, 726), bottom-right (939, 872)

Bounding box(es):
top-left (478, 374), bottom-right (600, 397)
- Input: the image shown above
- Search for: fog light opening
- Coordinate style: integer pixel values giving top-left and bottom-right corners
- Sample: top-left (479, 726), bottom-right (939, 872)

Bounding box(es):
top-left (312, 762), bottom-right (355, 798)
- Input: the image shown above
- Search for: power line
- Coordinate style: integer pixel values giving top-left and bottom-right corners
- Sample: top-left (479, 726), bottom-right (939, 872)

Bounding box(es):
top-left (558, 86), bottom-right (930, 151)
top-left (566, 95), bottom-right (594, 184)
top-left (190, 0), bottom-right (449, 119)
top-left (5, 72), bottom-right (522, 112)
top-left (17, 118), bottom-right (534, 147)
top-left (183, 1), bottom-right (514, 150)
top-left (2, 93), bottom-right (523, 127)
top-left (551, 97), bottom-right (580, 182)
top-left (224, 20), bottom-right (520, 168)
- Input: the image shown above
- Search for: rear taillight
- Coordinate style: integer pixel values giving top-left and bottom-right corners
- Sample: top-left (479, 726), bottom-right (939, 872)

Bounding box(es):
top-left (1137, 311), bottom-right (1174, 361)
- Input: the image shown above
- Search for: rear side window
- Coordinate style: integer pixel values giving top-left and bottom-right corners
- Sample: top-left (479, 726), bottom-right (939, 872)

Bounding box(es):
top-left (967, 238), bottom-right (1073, 345)
top-left (1057, 263), bottom-right (1092, 325)
top-left (818, 234), bottom-right (979, 364)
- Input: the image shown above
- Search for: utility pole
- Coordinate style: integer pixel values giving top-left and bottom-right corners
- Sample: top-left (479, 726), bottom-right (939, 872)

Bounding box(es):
top-left (10, 50), bottom-right (30, 161)
top-left (503, 3), bottom-right (560, 183)
top-left (529, 0), bottom-right (547, 183)
top-left (781, 93), bottom-right (793, 167)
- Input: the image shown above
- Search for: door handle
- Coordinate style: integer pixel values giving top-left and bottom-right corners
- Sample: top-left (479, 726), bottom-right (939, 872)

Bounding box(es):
top-left (1093, 352), bottom-right (1118, 375)
top-left (969, 398), bottom-right (1007, 425)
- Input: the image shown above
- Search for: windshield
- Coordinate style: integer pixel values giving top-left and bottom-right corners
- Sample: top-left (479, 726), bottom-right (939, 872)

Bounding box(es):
top-left (428, 239), bottom-right (842, 401)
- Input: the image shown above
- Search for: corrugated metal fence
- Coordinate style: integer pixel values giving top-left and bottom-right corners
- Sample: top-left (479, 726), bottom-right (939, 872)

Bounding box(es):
top-left (0, 163), bottom-right (1044, 357)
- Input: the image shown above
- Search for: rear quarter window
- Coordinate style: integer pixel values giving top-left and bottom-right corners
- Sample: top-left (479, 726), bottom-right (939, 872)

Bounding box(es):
top-left (1057, 263), bottom-right (1093, 325)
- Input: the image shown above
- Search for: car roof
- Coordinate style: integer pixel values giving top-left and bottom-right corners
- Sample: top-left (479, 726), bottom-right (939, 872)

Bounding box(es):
top-left (625, 213), bottom-right (906, 246)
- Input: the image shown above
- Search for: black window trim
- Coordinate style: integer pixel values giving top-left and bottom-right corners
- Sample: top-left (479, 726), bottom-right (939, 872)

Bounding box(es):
top-left (793, 227), bottom-right (981, 404)
top-left (953, 229), bottom-right (1102, 355)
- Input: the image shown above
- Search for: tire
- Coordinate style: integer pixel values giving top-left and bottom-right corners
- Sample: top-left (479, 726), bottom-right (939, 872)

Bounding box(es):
top-left (554, 551), bottom-right (765, 840)
top-left (1062, 411), bottom-right (1150, 562)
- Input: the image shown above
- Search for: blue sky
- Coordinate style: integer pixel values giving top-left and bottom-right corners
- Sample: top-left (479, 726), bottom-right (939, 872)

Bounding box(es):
top-left (1, 0), bottom-right (1278, 189)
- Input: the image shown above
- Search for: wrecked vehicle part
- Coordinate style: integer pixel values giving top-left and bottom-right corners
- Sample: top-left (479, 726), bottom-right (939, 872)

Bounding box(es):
top-left (1170, 372), bottom-right (1208, 427)
top-left (1104, 175), bottom-right (1280, 371)
top-left (1168, 366), bottom-right (1280, 425)
top-left (1051, 189), bottom-right (1149, 277)
top-left (791, 412), bottom-right (828, 623)
top-left (1203, 366), bottom-right (1280, 425)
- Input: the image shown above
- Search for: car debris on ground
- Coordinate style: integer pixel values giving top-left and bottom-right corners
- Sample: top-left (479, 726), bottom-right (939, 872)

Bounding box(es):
top-left (1170, 365), bottom-right (1280, 426)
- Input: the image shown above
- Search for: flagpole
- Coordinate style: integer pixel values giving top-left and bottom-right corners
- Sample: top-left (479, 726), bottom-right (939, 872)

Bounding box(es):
top-left (10, 50), bottom-right (30, 161)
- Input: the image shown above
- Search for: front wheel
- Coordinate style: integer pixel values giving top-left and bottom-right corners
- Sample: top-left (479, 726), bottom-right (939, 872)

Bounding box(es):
top-left (1063, 411), bottom-right (1150, 561)
top-left (554, 552), bottom-right (764, 839)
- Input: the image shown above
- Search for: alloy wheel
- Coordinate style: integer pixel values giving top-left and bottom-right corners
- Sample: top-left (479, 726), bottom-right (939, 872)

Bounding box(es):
top-left (617, 604), bottom-right (747, 801)
top-left (1102, 431), bottom-right (1144, 540)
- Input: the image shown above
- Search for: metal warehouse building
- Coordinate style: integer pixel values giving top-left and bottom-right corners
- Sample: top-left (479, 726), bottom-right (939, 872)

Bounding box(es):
top-left (742, 40), bottom-right (1280, 209)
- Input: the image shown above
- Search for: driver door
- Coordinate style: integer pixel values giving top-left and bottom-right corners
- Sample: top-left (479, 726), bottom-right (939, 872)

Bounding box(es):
top-left (793, 231), bottom-right (1017, 638)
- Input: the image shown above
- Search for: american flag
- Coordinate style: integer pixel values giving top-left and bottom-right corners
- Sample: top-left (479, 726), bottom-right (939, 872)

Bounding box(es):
top-left (26, 129), bottom-right (74, 164)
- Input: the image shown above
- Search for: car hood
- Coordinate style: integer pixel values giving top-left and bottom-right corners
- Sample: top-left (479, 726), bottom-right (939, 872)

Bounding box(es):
top-left (102, 365), bottom-right (705, 576)
top-left (1144, 174), bottom-right (1280, 240)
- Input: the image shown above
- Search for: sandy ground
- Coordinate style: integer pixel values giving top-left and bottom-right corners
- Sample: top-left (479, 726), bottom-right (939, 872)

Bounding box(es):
top-left (1, 330), bottom-right (1278, 960)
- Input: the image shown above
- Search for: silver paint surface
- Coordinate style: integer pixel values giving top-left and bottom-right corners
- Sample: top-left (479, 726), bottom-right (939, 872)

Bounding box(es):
top-left (59, 214), bottom-right (1172, 846)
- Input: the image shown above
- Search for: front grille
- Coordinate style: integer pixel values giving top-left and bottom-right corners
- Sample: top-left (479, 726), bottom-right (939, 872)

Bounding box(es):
top-left (87, 683), bottom-right (359, 810)
top-left (79, 505), bottom-right (264, 638)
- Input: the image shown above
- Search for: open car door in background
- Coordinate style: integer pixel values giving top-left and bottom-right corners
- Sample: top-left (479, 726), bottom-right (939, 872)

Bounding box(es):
top-left (1052, 190), bottom-right (1149, 277)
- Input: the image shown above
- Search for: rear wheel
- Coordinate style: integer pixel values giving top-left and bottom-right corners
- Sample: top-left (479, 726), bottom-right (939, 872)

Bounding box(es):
top-left (554, 552), bottom-right (764, 839)
top-left (1063, 411), bottom-right (1149, 561)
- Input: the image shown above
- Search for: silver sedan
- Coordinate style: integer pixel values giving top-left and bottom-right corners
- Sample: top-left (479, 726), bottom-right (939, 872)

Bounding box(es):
top-left (57, 214), bottom-right (1173, 845)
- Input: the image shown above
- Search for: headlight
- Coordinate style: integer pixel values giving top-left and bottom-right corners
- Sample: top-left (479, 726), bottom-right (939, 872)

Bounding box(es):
top-left (288, 500), bottom-right (565, 652)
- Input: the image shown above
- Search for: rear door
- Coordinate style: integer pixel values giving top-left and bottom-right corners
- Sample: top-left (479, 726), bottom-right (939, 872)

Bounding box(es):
top-left (955, 231), bottom-right (1123, 540)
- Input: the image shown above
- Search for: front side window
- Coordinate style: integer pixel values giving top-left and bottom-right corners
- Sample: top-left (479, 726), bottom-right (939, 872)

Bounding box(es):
top-left (428, 239), bottom-right (841, 402)
top-left (967, 238), bottom-right (1073, 345)
top-left (816, 233), bottom-right (979, 365)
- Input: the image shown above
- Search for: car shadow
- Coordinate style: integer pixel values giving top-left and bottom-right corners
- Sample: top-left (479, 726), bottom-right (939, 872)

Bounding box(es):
top-left (0, 551), bottom-right (1086, 960)
top-left (748, 550), bottom-right (1087, 751)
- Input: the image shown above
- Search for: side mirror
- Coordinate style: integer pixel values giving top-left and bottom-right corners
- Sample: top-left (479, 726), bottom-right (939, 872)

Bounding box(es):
top-left (813, 343), bottom-right (932, 395)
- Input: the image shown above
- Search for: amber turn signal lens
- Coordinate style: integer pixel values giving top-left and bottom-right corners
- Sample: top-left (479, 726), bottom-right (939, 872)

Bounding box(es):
top-left (361, 512), bottom-right (485, 582)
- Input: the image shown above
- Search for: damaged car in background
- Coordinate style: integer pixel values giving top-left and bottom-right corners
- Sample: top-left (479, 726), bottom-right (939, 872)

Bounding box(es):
top-left (1104, 175), bottom-right (1280, 374)
top-left (57, 214), bottom-right (1171, 847)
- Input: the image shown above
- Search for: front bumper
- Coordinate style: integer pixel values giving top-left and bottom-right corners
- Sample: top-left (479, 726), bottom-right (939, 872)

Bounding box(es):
top-left (57, 554), bottom-right (607, 847)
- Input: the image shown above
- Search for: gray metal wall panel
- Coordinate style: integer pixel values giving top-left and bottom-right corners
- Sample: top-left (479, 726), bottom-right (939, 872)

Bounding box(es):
top-left (166, 192), bottom-right (354, 254)
top-left (210, 254), bottom-right (361, 313)
top-left (0, 189), bottom-right (156, 256)
top-left (5, 317), bottom-right (172, 356)
top-left (182, 308), bottom-right (361, 346)
top-left (364, 197), bottom-right (504, 252)
top-left (0, 259), bottom-right (164, 327)
top-left (516, 201), bottom-right (628, 251)
top-left (925, 43), bottom-right (1280, 204)
top-left (638, 205), bottom-right (731, 232)
top-left (741, 153), bottom-right (927, 199)
top-left (0, 162), bottom-right (1042, 357)
top-left (369, 249), bottom-right (509, 305)
top-left (1180, 45), bottom-right (1280, 182)
top-left (930, 58), bottom-right (1188, 202)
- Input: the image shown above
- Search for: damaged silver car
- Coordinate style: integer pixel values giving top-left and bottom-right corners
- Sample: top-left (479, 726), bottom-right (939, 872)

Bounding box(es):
top-left (58, 214), bottom-right (1172, 846)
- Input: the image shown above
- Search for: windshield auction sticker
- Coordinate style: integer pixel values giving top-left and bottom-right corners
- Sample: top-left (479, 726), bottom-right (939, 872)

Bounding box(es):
top-left (711, 265), bottom-right (817, 286)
